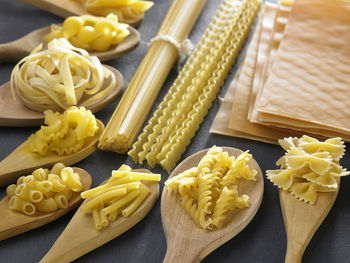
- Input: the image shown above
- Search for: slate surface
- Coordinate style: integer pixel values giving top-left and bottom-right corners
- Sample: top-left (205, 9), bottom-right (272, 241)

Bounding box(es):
top-left (0, 0), bottom-right (349, 262)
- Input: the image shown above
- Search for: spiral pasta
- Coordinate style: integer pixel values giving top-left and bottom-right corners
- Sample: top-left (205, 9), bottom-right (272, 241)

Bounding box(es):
top-left (6, 163), bottom-right (82, 215)
top-left (165, 146), bottom-right (256, 230)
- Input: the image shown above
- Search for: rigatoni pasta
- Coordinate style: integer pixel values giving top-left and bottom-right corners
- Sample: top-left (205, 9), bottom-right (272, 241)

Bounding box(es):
top-left (165, 146), bottom-right (256, 230)
top-left (5, 163), bottom-right (83, 215)
top-left (81, 164), bottom-right (160, 230)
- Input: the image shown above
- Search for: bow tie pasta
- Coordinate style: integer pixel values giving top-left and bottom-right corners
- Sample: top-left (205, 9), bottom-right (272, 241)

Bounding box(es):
top-left (165, 146), bottom-right (257, 230)
top-left (28, 107), bottom-right (99, 155)
top-left (266, 136), bottom-right (349, 204)
top-left (6, 163), bottom-right (82, 215)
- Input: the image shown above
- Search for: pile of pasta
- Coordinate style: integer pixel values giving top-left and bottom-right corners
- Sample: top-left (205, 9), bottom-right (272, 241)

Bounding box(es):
top-left (28, 106), bottom-right (99, 155)
top-left (11, 38), bottom-right (116, 112)
top-left (266, 136), bottom-right (349, 204)
top-left (165, 146), bottom-right (257, 230)
top-left (81, 164), bottom-right (160, 230)
top-left (77, 0), bottom-right (154, 22)
top-left (44, 14), bottom-right (130, 52)
top-left (6, 163), bottom-right (82, 216)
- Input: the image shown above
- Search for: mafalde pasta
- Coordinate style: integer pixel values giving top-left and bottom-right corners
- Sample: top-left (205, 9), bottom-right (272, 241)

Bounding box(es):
top-left (44, 14), bottom-right (130, 52)
top-left (77, 0), bottom-right (154, 22)
top-left (6, 163), bottom-right (83, 215)
top-left (28, 106), bottom-right (99, 156)
top-left (10, 38), bottom-right (116, 112)
top-left (164, 146), bottom-right (256, 230)
top-left (266, 136), bottom-right (350, 204)
top-left (81, 164), bottom-right (160, 230)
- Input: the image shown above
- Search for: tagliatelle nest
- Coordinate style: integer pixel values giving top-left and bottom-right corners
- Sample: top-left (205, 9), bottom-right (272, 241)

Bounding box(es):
top-left (10, 38), bottom-right (116, 112)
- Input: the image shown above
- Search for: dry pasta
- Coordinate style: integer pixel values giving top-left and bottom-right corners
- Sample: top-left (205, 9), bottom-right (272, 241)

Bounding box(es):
top-left (266, 136), bottom-right (349, 204)
top-left (11, 38), bottom-right (116, 112)
top-left (44, 14), bottom-right (130, 52)
top-left (77, 0), bottom-right (154, 22)
top-left (128, 0), bottom-right (261, 173)
top-left (164, 146), bottom-right (256, 230)
top-left (28, 106), bottom-right (99, 156)
top-left (81, 164), bottom-right (160, 230)
top-left (5, 163), bottom-right (83, 215)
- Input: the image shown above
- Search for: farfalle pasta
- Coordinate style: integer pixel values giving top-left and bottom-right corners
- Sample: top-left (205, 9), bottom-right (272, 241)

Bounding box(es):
top-left (266, 136), bottom-right (349, 204)
top-left (28, 107), bottom-right (99, 155)
top-left (44, 14), bottom-right (130, 52)
top-left (165, 146), bottom-right (256, 230)
top-left (77, 0), bottom-right (154, 22)
top-left (11, 38), bottom-right (116, 112)
top-left (6, 163), bottom-right (82, 215)
top-left (81, 164), bottom-right (160, 230)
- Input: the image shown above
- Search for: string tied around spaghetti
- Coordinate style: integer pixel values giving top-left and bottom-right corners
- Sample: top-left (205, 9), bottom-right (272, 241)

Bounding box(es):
top-left (149, 35), bottom-right (194, 71)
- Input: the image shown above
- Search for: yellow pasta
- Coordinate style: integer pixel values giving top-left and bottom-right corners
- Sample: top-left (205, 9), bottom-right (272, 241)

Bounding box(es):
top-left (81, 164), bottom-right (160, 230)
top-left (266, 136), bottom-right (349, 204)
top-left (6, 164), bottom-right (83, 215)
top-left (44, 14), bottom-right (130, 52)
top-left (11, 38), bottom-right (116, 112)
top-left (9, 196), bottom-right (36, 216)
top-left (78, 0), bottom-right (154, 22)
top-left (28, 107), bottom-right (99, 156)
top-left (165, 146), bottom-right (256, 230)
top-left (61, 167), bottom-right (83, 192)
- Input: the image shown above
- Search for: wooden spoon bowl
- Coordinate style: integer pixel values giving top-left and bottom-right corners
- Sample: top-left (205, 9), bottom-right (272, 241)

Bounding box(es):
top-left (161, 147), bottom-right (264, 263)
top-left (40, 169), bottom-right (159, 263)
top-left (0, 167), bottom-right (92, 241)
top-left (17, 0), bottom-right (143, 27)
top-left (0, 120), bottom-right (104, 187)
top-left (0, 26), bottom-right (140, 62)
top-left (0, 65), bottom-right (123, 127)
top-left (280, 178), bottom-right (340, 263)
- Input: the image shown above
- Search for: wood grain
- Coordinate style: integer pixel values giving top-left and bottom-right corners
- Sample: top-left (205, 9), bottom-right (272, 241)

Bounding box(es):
top-left (280, 178), bottom-right (340, 263)
top-left (161, 147), bottom-right (264, 263)
top-left (40, 169), bottom-right (159, 263)
top-left (0, 120), bottom-right (104, 187)
top-left (0, 167), bottom-right (92, 241)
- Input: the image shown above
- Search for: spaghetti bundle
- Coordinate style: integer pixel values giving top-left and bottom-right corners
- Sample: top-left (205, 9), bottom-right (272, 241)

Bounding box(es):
top-left (129, 0), bottom-right (261, 172)
top-left (98, 0), bottom-right (208, 153)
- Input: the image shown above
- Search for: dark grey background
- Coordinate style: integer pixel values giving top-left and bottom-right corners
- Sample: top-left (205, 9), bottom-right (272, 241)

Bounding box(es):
top-left (0, 0), bottom-right (350, 262)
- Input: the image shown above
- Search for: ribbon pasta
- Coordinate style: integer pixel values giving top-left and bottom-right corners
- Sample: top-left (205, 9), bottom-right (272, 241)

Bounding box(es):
top-left (266, 136), bottom-right (349, 204)
top-left (11, 38), bottom-right (116, 112)
top-left (6, 163), bottom-right (82, 215)
top-left (165, 146), bottom-right (256, 230)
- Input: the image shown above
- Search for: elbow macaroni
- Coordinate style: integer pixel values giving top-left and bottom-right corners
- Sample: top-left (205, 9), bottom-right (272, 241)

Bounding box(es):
top-left (6, 163), bottom-right (83, 215)
top-left (81, 164), bottom-right (160, 230)
top-left (164, 146), bottom-right (256, 230)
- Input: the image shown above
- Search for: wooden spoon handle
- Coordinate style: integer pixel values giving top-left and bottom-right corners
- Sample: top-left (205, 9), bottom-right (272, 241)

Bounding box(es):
top-left (163, 241), bottom-right (201, 263)
top-left (0, 42), bottom-right (28, 62)
top-left (284, 241), bottom-right (303, 263)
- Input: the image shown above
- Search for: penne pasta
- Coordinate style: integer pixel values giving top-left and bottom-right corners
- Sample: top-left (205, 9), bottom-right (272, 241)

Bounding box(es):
top-left (82, 188), bottom-right (127, 212)
top-left (112, 171), bottom-right (161, 181)
top-left (102, 189), bottom-right (139, 216)
top-left (121, 184), bottom-right (150, 217)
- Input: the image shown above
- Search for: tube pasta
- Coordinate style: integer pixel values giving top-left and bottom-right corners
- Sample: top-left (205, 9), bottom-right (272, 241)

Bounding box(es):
top-left (164, 146), bottom-right (254, 230)
top-left (44, 14), bottom-right (130, 52)
top-left (6, 164), bottom-right (83, 215)
top-left (61, 167), bottom-right (83, 192)
top-left (81, 164), bottom-right (160, 230)
top-left (266, 136), bottom-right (349, 205)
top-left (11, 38), bottom-right (116, 112)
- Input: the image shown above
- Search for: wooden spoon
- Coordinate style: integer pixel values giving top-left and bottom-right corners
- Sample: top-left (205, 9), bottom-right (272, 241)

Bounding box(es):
top-left (16, 0), bottom-right (143, 27)
top-left (0, 167), bottom-right (92, 242)
top-left (280, 178), bottom-right (340, 263)
top-left (0, 65), bottom-right (123, 127)
top-left (40, 169), bottom-right (159, 263)
top-left (0, 26), bottom-right (140, 62)
top-left (161, 147), bottom-right (264, 263)
top-left (0, 120), bottom-right (104, 187)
